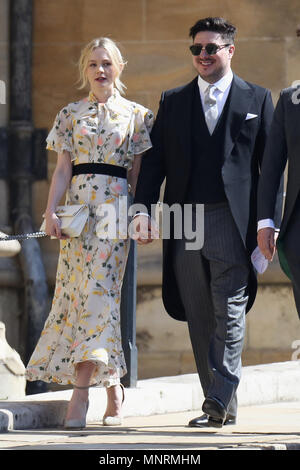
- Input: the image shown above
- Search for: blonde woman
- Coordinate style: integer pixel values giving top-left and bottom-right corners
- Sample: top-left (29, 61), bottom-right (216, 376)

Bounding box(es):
top-left (26, 38), bottom-right (154, 428)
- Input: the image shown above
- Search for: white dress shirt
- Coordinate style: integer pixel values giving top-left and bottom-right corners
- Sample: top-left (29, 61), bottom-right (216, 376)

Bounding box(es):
top-left (257, 218), bottom-right (275, 231)
top-left (197, 69), bottom-right (233, 120)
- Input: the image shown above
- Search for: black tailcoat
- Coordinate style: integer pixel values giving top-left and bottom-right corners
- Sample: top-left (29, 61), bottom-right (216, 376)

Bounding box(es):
top-left (135, 74), bottom-right (277, 321)
top-left (258, 86), bottom-right (300, 287)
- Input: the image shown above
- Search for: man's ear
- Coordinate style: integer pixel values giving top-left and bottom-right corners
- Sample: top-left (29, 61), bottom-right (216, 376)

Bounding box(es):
top-left (228, 44), bottom-right (235, 59)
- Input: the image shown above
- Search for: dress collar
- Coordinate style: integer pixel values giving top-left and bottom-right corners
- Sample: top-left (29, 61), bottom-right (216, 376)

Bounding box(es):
top-left (88, 88), bottom-right (120, 107)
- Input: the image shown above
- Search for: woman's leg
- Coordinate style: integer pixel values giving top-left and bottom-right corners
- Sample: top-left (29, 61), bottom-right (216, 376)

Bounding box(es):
top-left (104, 384), bottom-right (124, 419)
top-left (65, 361), bottom-right (96, 421)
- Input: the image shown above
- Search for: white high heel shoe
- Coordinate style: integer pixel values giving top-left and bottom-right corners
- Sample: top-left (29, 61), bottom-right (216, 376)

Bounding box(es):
top-left (64, 385), bottom-right (90, 429)
top-left (103, 383), bottom-right (125, 426)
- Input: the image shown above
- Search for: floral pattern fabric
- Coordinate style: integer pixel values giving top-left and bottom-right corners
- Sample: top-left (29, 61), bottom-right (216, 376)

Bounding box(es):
top-left (26, 90), bottom-right (154, 387)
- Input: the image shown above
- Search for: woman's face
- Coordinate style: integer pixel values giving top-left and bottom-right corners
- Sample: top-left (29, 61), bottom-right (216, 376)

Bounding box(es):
top-left (85, 47), bottom-right (119, 95)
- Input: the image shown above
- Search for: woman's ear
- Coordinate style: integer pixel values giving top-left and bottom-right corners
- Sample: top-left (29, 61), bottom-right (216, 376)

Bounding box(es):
top-left (119, 63), bottom-right (125, 74)
top-left (114, 63), bottom-right (124, 84)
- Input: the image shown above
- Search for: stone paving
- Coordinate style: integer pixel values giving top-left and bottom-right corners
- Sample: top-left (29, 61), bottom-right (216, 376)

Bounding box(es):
top-left (0, 402), bottom-right (299, 451)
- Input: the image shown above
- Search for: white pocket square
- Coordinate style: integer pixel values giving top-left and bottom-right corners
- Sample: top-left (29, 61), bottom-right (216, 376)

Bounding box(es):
top-left (245, 113), bottom-right (258, 120)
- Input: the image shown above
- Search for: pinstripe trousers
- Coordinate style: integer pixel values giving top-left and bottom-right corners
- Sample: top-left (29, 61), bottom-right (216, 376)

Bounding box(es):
top-left (282, 196), bottom-right (300, 317)
top-left (173, 202), bottom-right (249, 415)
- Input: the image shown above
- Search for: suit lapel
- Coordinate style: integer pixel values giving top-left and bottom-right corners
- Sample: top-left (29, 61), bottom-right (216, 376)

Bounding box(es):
top-left (287, 98), bottom-right (300, 160)
top-left (223, 74), bottom-right (255, 161)
top-left (173, 74), bottom-right (255, 167)
top-left (175, 77), bottom-right (197, 163)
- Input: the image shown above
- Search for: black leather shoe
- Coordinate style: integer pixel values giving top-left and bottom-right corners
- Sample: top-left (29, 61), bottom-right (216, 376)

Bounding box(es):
top-left (188, 413), bottom-right (236, 428)
top-left (202, 397), bottom-right (226, 427)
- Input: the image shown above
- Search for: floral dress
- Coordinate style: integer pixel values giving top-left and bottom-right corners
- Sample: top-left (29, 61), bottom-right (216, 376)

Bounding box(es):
top-left (26, 90), bottom-right (154, 387)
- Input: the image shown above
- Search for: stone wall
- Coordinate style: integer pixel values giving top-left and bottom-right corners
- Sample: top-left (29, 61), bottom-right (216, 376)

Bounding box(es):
top-left (2, 1), bottom-right (300, 380)
top-left (0, 0), bottom-right (25, 363)
top-left (0, 0), bottom-right (9, 227)
top-left (32, 0), bottom-right (300, 251)
top-left (136, 240), bottom-right (300, 378)
top-left (28, 0), bottom-right (300, 377)
top-left (136, 280), bottom-right (300, 379)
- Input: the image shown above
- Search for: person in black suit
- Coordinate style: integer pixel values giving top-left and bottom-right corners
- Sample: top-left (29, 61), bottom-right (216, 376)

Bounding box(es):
top-left (257, 85), bottom-right (300, 317)
top-left (133, 17), bottom-right (276, 428)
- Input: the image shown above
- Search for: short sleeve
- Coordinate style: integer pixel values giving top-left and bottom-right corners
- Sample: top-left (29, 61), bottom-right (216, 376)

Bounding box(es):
top-left (128, 105), bottom-right (154, 158)
top-left (46, 106), bottom-right (73, 157)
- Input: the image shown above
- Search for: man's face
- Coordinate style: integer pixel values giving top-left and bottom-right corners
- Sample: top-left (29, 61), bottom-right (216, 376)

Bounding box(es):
top-left (192, 31), bottom-right (235, 83)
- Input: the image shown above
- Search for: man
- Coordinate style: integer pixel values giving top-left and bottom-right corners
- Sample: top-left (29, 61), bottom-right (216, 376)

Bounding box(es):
top-left (134, 17), bottom-right (276, 428)
top-left (257, 85), bottom-right (300, 317)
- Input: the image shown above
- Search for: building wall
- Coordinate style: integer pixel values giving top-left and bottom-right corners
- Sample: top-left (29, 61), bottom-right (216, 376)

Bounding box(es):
top-left (0, 0), bottom-right (24, 358)
top-left (0, 0), bottom-right (8, 127)
top-left (2, 0), bottom-right (300, 379)
top-left (32, 0), bottom-right (300, 378)
top-left (0, 0), bottom-right (9, 227)
top-left (136, 282), bottom-right (300, 379)
top-left (32, 0), bottom-right (300, 246)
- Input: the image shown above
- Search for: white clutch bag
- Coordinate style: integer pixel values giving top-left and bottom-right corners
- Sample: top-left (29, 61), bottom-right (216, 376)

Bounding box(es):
top-left (40, 204), bottom-right (89, 238)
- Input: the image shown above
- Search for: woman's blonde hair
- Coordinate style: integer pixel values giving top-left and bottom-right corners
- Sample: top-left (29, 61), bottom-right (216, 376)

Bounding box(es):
top-left (77, 37), bottom-right (127, 94)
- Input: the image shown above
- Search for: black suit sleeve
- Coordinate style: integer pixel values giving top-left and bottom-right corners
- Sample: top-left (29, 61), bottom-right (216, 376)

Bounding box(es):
top-left (134, 92), bottom-right (167, 215)
top-left (257, 91), bottom-right (287, 226)
top-left (254, 90), bottom-right (274, 169)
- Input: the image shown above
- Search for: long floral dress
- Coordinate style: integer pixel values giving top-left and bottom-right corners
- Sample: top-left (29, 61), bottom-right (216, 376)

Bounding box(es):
top-left (26, 90), bottom-right (153, 387)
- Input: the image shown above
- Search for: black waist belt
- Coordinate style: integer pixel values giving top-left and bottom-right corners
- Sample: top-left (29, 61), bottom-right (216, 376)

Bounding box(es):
top-left (72, 163), bottom-right (127, 179)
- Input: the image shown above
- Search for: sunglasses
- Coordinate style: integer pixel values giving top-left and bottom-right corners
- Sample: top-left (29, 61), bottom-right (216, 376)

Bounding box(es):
top-left (189, 43), bottom-right (231, 56)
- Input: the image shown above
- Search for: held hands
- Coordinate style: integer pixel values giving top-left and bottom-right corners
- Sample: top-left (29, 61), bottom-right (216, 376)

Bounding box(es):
top-left (131, 215), bottom-right (159, 245)
top-left (45, 212), bottom-right (69, 240)
top-left (257, 227), bottom-right (277, 262)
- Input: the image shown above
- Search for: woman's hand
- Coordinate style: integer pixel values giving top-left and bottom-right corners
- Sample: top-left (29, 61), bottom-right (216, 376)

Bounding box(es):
top-left (44, 151), bottom-right (72, 240)
top-left (45, 211), bottom-right (69, 240)
top-left (127, 154), bottom-right (143, 197)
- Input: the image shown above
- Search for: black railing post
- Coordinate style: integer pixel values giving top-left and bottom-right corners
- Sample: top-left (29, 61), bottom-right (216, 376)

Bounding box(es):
top-left (120, 207), bottom-right (138, 387)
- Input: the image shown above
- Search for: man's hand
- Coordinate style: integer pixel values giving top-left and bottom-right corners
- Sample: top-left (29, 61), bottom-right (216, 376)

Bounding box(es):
top-left (130, 215), bottom-right (159, 245)
top-left (257, 227), bottom-right (276, 261)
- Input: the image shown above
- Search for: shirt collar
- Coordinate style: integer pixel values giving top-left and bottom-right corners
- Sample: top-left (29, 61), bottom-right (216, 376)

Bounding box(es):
top-left (197, 69), bottom-right (233, 94)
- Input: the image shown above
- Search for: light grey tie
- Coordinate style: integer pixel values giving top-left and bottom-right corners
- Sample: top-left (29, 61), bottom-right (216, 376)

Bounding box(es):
top-left (204, 85), bottom-right (218, 135)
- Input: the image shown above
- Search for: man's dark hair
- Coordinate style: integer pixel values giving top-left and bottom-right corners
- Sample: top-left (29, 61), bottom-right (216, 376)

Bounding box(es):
top-left (189, 17), bottom-right (236, 43)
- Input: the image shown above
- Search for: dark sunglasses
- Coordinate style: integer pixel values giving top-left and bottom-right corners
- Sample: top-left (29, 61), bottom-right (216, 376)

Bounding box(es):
top-left (189, 43), bottom-right (231, 56)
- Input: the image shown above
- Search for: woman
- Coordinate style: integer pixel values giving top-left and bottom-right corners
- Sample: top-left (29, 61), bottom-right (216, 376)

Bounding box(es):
top-left (26, 37), bottom-right (154, 428)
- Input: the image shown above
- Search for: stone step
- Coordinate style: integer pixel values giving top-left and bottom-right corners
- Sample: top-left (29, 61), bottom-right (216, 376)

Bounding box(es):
top-left (0, 361), bottom-right (300, 432)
